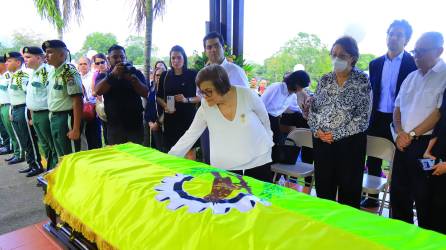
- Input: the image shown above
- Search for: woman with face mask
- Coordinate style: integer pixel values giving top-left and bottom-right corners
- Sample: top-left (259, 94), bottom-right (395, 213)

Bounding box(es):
top-left (308, 36), bottom-right (372, 209)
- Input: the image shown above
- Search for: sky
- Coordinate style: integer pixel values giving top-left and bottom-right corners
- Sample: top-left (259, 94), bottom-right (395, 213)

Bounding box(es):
top-left (1, 0), bottom-right (446, 64)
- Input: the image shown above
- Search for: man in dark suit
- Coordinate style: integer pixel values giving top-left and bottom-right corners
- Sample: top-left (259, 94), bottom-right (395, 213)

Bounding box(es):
top-left (362, 20), bottom-right (417, 208)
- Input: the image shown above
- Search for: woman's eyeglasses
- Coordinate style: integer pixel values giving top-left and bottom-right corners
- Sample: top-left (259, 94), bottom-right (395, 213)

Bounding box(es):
top-left (198, 89), bottom-right (213, 98)
top-left (95, 61), bottom-right (106, 65)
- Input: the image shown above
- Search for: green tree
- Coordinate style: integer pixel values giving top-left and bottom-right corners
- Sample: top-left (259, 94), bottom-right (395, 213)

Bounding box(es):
top-left (80, 32), bottom-right (118, 55)
top-left (131, 0), bottom-right (166, 79)
top-left (263, 32), bottom-right (332, 90)
top-left (124, 35), bottom-right (159, 66)
top-left (33, 0), bottom-right (82, 39)
top-left (0, 31), bottom-right (45, 54)
top-left (356, 53), bottom-right (376, 72)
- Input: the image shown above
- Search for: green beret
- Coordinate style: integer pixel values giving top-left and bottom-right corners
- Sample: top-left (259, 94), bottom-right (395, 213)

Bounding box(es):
top-left (23, 46), bottom-right (44, 55)
top-left (42, 40), bottom-right (67, 52)
top-left (4, 52), bottom-right (23, 61)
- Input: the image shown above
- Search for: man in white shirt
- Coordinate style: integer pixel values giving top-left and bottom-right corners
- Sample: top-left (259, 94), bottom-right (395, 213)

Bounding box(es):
top-left (261, 70), bottom-right (310, 144)
top-left (203, 32), bottom-right (249, 88)
top-left (391, 32), bottom-right (446, 231)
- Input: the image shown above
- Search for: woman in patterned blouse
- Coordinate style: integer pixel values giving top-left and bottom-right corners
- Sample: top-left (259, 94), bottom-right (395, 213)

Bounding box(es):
top-left (308, 36), bottom-right (372, 208)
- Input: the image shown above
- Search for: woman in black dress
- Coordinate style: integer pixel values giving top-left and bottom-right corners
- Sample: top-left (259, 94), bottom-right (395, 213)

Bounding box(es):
top-left (157, 45), bottom-right (200, 159)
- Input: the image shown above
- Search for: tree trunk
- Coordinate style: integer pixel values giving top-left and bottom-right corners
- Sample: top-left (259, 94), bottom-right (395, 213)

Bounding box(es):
top-left (144, 0), bottom-right (153, 80)
top-left (57, 26), bottom-right (63, 40)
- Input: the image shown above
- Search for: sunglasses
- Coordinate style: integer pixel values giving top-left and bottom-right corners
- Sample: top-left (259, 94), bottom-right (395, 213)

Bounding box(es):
top-left (95, 61), bottom-right (106, 65)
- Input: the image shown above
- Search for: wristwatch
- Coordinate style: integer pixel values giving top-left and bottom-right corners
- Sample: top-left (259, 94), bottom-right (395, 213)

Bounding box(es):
top-left (409, 130), bottom-right (417, 138)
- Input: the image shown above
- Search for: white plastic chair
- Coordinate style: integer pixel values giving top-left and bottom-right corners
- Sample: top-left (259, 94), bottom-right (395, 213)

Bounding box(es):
top-left (362, 135), bottom-right (396, 215)
top-left (271, 128), bottom-right (314, 191)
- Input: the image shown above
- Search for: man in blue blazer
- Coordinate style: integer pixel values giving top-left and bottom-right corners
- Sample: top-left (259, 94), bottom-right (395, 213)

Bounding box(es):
top-left (363, 20), bottom-right (417, 208)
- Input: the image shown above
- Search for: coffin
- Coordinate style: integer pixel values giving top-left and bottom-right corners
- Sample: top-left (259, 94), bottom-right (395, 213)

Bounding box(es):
top-left (39, 143), bottom-right (446, 250)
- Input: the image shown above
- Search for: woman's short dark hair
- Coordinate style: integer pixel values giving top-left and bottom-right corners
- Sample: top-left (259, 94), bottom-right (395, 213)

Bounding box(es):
top-left (387, 19), bottom-right (413, 42)
top-left (92, 53), bottom-right (107, 62)
top-left (196, 65), bottom-right (231, 95)
top-left (331, 36), bottom-right (359, 67)
top-left (169, 45), bottom-right (188, 71)
top-left (284, 70), bottom-right (311, 91)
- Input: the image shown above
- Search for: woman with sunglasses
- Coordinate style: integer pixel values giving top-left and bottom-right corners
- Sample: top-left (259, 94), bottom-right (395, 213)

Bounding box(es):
top-left (169, 65), bottom-right (274, 182)
top-left (92, 53), bottom-right (109, 145)
top-left (157, 45), bottom-right (200, 159)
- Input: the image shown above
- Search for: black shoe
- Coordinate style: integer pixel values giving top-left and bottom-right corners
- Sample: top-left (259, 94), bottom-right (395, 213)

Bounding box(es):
top-left (5, 155), bottom-right (15, 161)
top-left (8, 157), bottom-right (25, 165)
top-left (18, 166), bottom-right (33, 173)
top-left (360, 198), bottom-right (380, 208)
top-left (26, 168), bottom-right (43, 177)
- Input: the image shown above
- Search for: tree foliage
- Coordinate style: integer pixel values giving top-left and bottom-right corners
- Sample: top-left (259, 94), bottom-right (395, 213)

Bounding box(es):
top-left (77, 32), bottom-right (118, 57)
top-left (356, 53), bottom-right (376, 72)
top-left (33, 0), bottom-right (82, 39)
top-left (263, 32), bottom-right (332, 87)
top-left (124, 35), bottom-right (159, 66)
top-left (0, 31), bottom-right (44, 55)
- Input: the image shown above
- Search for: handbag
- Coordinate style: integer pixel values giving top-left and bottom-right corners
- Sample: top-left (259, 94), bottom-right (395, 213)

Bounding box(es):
top-left (82, 102), bottom-right (96, 121)
top-left (95, 97), bottom-right (107, 122)
top-left (272, 139), bottom-right (300, 164)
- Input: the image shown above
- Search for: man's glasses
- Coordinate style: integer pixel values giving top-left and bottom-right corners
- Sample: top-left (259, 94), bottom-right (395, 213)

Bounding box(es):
top-left (198, 89), bottom-right (213, 97)
top-left (410, 48), bottom-right (437, 57)
top-left (95, 61), bottom-right (106, 65)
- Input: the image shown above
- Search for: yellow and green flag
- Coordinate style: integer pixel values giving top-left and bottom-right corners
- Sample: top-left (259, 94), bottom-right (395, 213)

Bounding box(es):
top-left (44, 143), bottom-right (446, 250)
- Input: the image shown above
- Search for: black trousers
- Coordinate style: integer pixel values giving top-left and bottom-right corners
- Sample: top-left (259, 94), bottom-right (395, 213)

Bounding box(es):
top-left (268, 114), bottom-right (283, 145)
top-left (390, 135), bottom-right (446, 233)
top-left (313, 132), bottom-right (366, 208)
top-left (367, 111), bottom-right (394, 176)
top-left (231, 162), bottom-right (273, 183)
top-left (84, 117), bottom-right (102, 149)
top-left (107, 123), bottom-right (144, 145)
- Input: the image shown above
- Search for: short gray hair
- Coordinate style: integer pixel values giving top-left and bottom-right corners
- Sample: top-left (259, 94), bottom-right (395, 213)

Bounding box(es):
top-left (421, 32), bottom-right (444, 48)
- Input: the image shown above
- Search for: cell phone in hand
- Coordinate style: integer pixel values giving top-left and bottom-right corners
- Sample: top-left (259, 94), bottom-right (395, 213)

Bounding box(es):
top-left (166, 96), bottom-right (175, 112)
top-left (418, 158), bottom-right (435, 171)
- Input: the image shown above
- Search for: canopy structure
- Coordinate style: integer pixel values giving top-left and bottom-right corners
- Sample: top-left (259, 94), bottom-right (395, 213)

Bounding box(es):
top-left (208, 0), bottom-right (244, 57)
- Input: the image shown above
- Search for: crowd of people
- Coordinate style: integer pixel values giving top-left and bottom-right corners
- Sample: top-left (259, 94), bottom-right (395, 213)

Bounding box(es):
top-left (1, 20), bottom-right (446, 235)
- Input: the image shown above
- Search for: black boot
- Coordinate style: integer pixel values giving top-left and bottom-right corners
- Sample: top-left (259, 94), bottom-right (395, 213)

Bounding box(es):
top-left (26, 164), bottom-right (44, 177)
top-left (18, 166), bottom-right (33, 173)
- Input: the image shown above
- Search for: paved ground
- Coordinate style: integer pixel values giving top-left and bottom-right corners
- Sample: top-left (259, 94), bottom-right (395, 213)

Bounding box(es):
top-left (0, 154), bottom-right (47, 235)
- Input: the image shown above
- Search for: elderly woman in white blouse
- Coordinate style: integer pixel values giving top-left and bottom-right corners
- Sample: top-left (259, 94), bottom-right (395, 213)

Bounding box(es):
top-left (169, 65), bottom-right (274, 182)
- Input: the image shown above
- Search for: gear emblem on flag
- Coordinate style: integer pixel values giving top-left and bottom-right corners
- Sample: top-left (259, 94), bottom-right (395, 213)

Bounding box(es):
top-left (155, 172), bottom-right (270, 214)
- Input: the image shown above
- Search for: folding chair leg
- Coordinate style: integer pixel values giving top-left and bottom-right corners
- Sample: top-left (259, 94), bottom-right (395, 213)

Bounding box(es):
top-left (379, 188), bottom-right (388, 216)
top-left (272, 172), bottom-right (278, 183)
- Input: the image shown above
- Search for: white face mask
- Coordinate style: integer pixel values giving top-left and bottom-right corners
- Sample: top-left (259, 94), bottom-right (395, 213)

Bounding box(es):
top-left (331, 57), bottom-right (349, 72)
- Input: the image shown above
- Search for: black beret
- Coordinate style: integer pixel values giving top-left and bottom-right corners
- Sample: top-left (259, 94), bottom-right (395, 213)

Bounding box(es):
top-left (4, 52), bottom-right (23, 61)
top-left (42, 40), bottom-right (67, 52)
top-left (23, 46), bottom-right (44, 55)
top-left (0, 57), bottom-right (4, 63)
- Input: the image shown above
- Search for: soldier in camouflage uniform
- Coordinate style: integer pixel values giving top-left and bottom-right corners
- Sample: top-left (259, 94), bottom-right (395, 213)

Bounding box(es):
top-left (24, 46), bottom-right (58, 171)
top-left (5, 52), bottom-right (42, 176)
top-left (0, 57), bottom-right (13, 155)
top-left (42, 40), bottom-right (83, 158)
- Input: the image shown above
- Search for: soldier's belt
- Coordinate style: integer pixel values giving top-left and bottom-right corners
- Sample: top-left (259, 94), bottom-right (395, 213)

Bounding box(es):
top-left (11, 104), bottom-right (26, 109)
